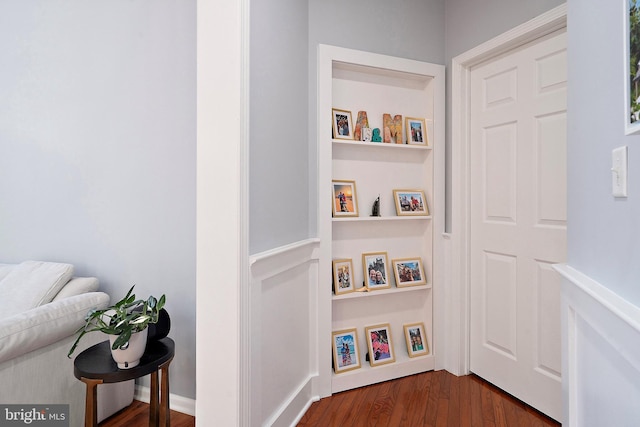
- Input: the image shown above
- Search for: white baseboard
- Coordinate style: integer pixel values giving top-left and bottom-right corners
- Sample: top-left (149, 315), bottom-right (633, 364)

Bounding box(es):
top-left (134, 385), bottom-right (196, 417)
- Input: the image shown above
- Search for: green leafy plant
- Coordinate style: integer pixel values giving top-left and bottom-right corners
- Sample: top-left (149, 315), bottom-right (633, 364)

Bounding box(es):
top-left (67, 285), bottom-right (166, 358)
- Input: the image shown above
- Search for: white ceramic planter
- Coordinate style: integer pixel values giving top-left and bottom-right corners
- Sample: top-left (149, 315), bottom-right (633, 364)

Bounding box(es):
top-left (108, 328), bottom-right (148, 369)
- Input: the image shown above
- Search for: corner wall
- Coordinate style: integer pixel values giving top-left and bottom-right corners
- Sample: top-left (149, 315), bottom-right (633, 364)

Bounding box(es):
top-left (0, 1), bottom-right (196, 400)
top-left (250, 0), bottom-right (310, 254)
top-left (567, 0), bottom-right (640, 305)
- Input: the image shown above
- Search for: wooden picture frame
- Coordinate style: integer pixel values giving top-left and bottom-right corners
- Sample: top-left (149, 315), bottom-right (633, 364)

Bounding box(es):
top-left (365, 323), bottom-right (395, 366)
top-left (332, 259), bottom-right (355, 295)
top-left (626, 0), bottom-right (640, 135)
top-left (405, 117), bottom-right (428, 145)
top-left (332, 180), bottom-right (359, 217)
top-left (393, 189), bottom-right (429, 216)
top-left (392, 257), bottom-right (426, 288)
top-left (332, 108), bottom-right (354, 140)
top-left (362, 251), bottom-right (390, 290)
top-left (332, 328), bottom-right (361, 373)
top-left (403, 322), bottom-right (429, 358)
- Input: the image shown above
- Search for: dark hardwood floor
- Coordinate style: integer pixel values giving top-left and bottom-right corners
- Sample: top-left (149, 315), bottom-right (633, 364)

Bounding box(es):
top-left (99, 400), bottom-right (194, 427)
top-left (98, 371), bottom-right (560, 426)
top-left (298, 371), bottom-right (561, 427)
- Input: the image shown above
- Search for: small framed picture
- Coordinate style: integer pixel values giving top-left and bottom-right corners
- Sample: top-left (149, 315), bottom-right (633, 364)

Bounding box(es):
top-left (332, 108), bottom-right (354, 140)
top-left (405, 117), bottom-right (428, 145)
top-left (362, 251), bottom-right (390, 290)
top-left (365, 323), bottom-right (395, 366)
top-left (332, 259), bottom-right (355, 295)
top-left (332, 180), bottom-right (359, 217)
top-left (392, 257), bottom-right (426, 288)
top-left (393, 189), bottom-right (429, 216)
top-left (332, 328), bottom-right (361, 373)
top-left (403, 322), bottom-right (429, 358)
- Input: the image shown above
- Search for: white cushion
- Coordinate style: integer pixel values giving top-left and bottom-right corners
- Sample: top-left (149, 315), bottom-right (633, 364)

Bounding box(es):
top-left (0, 261), bottom-right (74, 318)
top-left (0, 292), bottom-right (110, 364)
top-left (0, 264), bottom-right (14, 282)
top-left (52, 277), bottom-right (99, 302)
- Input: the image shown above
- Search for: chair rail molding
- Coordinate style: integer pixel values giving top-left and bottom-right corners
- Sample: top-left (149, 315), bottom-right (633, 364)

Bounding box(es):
top-left (554, 263), bottom-right (640, 426)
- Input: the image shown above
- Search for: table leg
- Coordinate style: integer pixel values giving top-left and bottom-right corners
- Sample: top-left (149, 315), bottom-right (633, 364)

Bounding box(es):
top-left (159, 358), bottom-right (173, 426)
top-left (81, 378), bottom-right (103, 427)
top-left (150, 370), bottom-right (159, 427)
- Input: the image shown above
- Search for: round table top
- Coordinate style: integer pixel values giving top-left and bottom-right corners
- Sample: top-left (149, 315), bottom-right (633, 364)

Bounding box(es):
top-left (74, 337), bottom-right (175, 383)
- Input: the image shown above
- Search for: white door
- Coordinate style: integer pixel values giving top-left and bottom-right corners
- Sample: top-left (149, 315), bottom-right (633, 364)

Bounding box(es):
top-left (469, 30), bottom-right (567, 421)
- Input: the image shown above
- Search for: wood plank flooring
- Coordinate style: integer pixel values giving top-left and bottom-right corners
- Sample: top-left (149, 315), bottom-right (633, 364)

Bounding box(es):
top-left (98, 371), bottom-right (560, 426)
top-left (298, 371), bottom-right (561, 427)
top-left (99, 400), bottom-right (194, 427)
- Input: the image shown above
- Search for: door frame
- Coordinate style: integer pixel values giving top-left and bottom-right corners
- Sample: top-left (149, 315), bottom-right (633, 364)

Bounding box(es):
top-left (448, 4), bottom-right (567, 376)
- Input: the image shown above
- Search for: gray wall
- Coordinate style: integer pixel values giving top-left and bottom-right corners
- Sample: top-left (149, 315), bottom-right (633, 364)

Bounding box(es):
top-left (567, 0), bottom-right (640, 306)
top-left (308, 0), bottom-right (446, 236)
top-left (0, 1), bottom-right (196, 399)
top-left (250, 0), bottom-right (310, 255)
top-left (444, 0), bottom-right (565, 59)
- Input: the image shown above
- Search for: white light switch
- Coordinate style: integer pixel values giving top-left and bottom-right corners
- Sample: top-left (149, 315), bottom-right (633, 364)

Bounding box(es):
top-left (612, 146), bottom-right (628, 197)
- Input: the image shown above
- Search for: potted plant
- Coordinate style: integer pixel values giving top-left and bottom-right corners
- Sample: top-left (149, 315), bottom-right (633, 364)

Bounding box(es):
top-left (68, 285), bottom-right (166, 369)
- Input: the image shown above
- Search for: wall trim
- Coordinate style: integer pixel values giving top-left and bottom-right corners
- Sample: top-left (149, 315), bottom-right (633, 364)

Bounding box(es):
top-left (249, 239), bottom-right (320, 426)
top-left (555, 263), bottom-right (640, 426)
top-left (261, 376), bottom-right (314, 427)
top-left (554, 264), bottom-right (640, 337)
top-left (134, 385), bottom-right (196, 417)
top-left (250, 238), bottom-right (320, 277)
top-left (448, 3), bottom-right (567, 376)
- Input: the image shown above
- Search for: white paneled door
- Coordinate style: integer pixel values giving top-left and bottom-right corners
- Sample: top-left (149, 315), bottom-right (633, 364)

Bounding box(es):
top-left (469, 31), bottom-right (567, 421)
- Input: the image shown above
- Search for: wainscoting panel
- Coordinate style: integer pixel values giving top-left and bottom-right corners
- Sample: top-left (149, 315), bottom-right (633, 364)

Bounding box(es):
top-left (250, 239), bottom-right (320, 427)
top-left (555, 264), bottom-right (640, 427)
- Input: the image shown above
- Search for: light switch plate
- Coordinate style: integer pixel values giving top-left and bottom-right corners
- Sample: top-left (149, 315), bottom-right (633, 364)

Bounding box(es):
top-left (612, 146), bottom-right (628, 197)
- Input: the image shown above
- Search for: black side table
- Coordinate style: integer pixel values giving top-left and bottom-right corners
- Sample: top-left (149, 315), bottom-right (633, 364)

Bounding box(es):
top-left (73, 337), bottom-right (175, 427)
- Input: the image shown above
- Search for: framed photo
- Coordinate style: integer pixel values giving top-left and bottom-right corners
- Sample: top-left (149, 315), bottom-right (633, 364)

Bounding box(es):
top-left (392, 257), bottom-right (426, 288)
top-left (332, 328), bottom-right (361, 373)
top-left (403, 322), bottom-right (429, 358)
top-left (332, 180), bottom-right (359, 217)
top-left (365, 323), bottom-right (395, 366)
top-left (362, 251), bottom-right (390, 290)
top-left (332, 259), bottom-right (355, 295)
top-left (626, 1), bottom-right (640, 135)
top-left (393, 189), bottom-right (429, 216)
top-left (405, 117), bottom-right (428, 145)
top-left (332, 108), bottom-right (354, 140)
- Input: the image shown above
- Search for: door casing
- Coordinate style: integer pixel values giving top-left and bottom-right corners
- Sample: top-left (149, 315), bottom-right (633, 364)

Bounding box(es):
top-left (446, 4), bottom-right (567, 377)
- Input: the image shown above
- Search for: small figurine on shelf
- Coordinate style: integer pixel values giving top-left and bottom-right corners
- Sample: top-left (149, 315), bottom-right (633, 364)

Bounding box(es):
top-left (361, 127), bottom-right (372, 142)
top-left (371, 128), bottom-right (382, 142)
top-left (371, 195), bottom-right (381, 217)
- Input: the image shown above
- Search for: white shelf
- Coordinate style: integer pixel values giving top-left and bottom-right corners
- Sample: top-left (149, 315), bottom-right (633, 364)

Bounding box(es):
top-left (318, 45), bottom-right (444, 398)
top-left (333, 284), bottom-right (431, 301)
top-left (332, 215), bottom-right (431, 222)
top-left (332, 139), bottom-right (432, 150)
